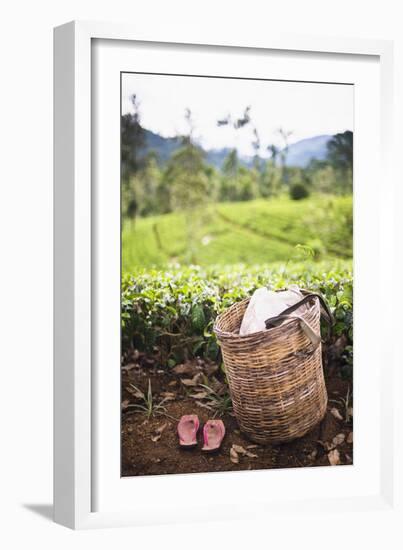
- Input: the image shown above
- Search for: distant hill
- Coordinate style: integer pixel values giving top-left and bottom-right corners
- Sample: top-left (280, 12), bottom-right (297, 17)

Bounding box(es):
top-left (140, 129), bottom-right (334, 170)
top-left (285, 135), bottom-right (332, 167)
top-left (205, 147), bottom-right (235, 169)
top-left (140, 130), bottom-right (183, 164)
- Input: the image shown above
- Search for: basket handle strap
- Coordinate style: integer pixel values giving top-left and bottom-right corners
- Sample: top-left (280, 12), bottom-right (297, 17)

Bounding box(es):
top-left (264, 292), bottom-right (334, 348)
top-left (265, 313), bottom-right (322, 348)
top-left (300, 290), bottom-right (334, 327)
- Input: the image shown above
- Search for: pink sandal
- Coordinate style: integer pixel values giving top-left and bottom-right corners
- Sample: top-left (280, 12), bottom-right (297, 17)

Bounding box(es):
top-left (177, 415), bottom-right (199, 448)
top-left (202, 419), bottom-right (225, 452)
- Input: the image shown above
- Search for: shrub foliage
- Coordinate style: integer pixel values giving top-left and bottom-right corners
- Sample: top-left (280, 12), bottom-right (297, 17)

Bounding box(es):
top-left (122, 261), bottom-right (353, 368)
top-left (290, 182), bottom-right (310, 200)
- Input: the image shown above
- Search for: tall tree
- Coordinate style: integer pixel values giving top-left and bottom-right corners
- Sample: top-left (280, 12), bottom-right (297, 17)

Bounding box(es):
top-left (267, 144), bottom-right (279, 166)
top-left (223, 149), bottom-right (239, 178)
top-left (251, 127), bottom-right (261, 171)
top-left (327, 131), bottom-right (353, 173)
top-left (325, 130), bottom-right (353, 194)
top-left (277, 127), bottom-right (293, 186)
top-left (121, 94), bottom-right (145, 219)
top-left (161, 109), bottom-right (209, 262)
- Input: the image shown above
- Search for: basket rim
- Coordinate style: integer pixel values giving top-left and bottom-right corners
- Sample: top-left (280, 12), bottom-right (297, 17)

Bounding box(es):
top-left (213, 292), bottom-right (318, 342)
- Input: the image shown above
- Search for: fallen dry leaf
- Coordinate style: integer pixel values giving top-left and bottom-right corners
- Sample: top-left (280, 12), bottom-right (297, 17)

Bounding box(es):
top-left (173, 363), bottom-right (198, 375)
top-left (245, 451), bottom-right (258, 458)
top-left (308, 449), bottom-right (318, 461)
top-left (328, 448), bottom-right (341, 466)
top-left (329, 335), bottom-right (348, 359)
top-left (121, 363), bottom-right (139, 372)
top-left (232, 444), bottom-right (247, 455)
top-left (246, 444), bottom-right (258, 449)
top-left (332, 433), bottom-right (346, 447)
top-left (204, 363), bottom-right (219, 376)
top-left (209, 376), bottom-right (225, 394)
top-left (230, 447), bottom-right (239, 464)
top-left (195, 400), bottom-right (213, 411)
top-left (127, 349), bottom-right (140, 361)
top-left (180, 373), bottom-right (202, 387)
top-left (229, 444), bottom-right (257, 460)
top-left (159, 392), bottom-right (176, 401)
top-left (151, 423), bottom-right (167, 443)
top-left (330, 407), bottom-right (343, 421)
top-left (121, 399), bottom-right (130, 410)
top-left (190, 391), bottom-right (209, 399)
top-left (126, 385), bottom-right (145, 399)
top-left (321, 433), bottom-right (345, 452)
top-left (347, 431), bottom-right (353, 444)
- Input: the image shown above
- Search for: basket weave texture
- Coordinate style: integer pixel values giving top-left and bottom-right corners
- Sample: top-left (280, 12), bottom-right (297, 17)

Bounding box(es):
top-left (214, 294), bottom-right (327, 444)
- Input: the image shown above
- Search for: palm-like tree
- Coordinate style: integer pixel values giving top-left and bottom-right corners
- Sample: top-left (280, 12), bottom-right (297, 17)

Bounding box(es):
top-left (277, 128), bottom-right (293, 185)
top-left (267, 144), bottom-right (279, 166)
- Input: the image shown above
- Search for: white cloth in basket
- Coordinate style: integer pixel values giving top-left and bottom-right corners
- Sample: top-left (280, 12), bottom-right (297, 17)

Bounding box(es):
top-left (239, 286), bottom-right (303, 336)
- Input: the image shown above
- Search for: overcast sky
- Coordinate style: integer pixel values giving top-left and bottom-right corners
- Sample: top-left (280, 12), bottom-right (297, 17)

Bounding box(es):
top-left (122, 72), bottom-right (353, 157)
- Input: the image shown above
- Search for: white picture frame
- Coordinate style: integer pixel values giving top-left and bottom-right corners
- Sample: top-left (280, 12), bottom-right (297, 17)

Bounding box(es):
top-left (54, 20), bottom-right (397, 530)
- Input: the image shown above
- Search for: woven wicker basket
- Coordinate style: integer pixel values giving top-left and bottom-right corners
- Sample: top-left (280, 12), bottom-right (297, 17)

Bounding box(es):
top-left (214, 291), bottom-right (331, 445)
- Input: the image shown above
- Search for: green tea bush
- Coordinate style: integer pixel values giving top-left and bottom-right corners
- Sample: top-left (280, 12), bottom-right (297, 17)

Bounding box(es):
top-left (122, 261), bottom-right (353, 367)
top-left (290, 182), bottom-right (310, 200)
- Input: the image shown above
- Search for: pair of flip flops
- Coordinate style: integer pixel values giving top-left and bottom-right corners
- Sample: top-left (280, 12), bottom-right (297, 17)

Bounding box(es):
top-left (177, 415), bottom-right (225, 452)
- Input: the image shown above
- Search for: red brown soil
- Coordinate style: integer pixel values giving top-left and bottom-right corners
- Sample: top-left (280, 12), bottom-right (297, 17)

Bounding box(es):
top-left (121, 351), bottom-right (353, 477)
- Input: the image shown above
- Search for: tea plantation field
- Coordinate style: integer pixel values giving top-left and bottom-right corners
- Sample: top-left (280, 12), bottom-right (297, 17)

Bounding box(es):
top-left (122, 195), bottom-right (352, 272)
